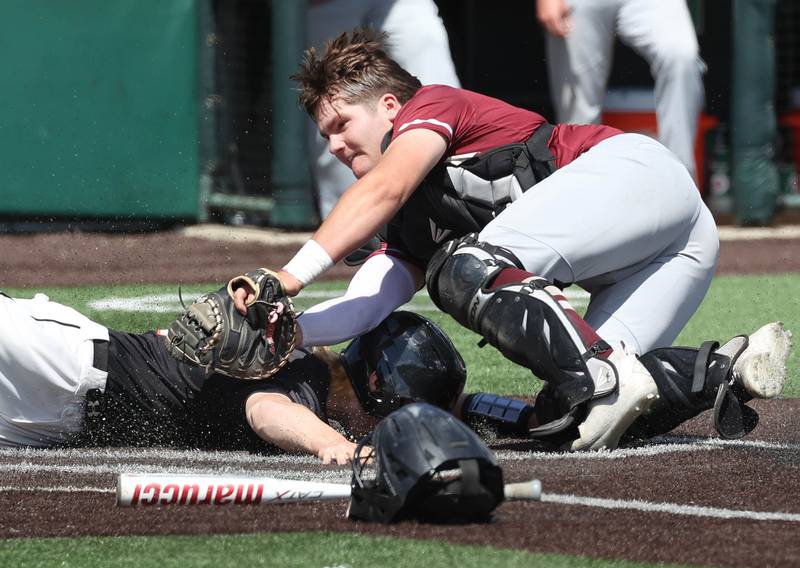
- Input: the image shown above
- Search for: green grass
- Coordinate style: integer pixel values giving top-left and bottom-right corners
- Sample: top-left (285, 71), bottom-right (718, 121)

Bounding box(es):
top-left (0, 533), bottom-right (698, 568)
top-left (7, 272), bottom-right (800, 397)
top-left (3, 276), bottom-right (772, 567)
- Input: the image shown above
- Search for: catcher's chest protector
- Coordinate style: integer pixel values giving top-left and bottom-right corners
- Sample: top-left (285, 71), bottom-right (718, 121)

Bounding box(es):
top-left (348, 403), bottom-right (504, 523)
top-left (384, 124), bottom-right (558, 265)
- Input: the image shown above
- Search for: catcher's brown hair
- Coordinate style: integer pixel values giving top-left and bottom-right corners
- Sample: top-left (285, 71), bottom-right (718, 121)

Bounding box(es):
top-left (291, 27), bottom-right (422, 118)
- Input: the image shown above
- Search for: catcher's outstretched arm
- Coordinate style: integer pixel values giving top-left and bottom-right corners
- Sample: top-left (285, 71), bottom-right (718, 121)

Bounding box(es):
top-left (298, 254), bottom-right (420, 347)
top-left (312, 129), bottom-right (446, 264)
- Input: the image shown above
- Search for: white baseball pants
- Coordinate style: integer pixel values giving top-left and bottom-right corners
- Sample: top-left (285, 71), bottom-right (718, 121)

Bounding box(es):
top-left (480, 133), bottom-right (719, 354)
top-left (545, 0), bottom-right (705, 179)
top-left (0, 293), bottom-right (108, 446)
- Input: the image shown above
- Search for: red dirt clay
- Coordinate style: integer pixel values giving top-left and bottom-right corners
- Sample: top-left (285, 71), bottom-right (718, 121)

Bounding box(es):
top-left (2, 227), bottom-right (800, 288)
top-left (0, 227), bottom-right (799, 567)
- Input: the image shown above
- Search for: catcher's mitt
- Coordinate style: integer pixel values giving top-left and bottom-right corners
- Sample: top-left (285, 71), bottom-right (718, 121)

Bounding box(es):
top-left (166, 268), bottom-right (297, 380)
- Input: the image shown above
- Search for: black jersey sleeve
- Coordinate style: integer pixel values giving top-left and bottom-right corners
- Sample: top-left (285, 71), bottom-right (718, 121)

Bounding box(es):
top-left (209, 349), bottom-right (331, 419)
top-left (194, 349), bottom-right (332, 451)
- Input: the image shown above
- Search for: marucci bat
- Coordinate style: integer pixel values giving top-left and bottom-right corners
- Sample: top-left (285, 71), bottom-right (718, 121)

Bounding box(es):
top-left (116, 473), bottom-right (541, 506)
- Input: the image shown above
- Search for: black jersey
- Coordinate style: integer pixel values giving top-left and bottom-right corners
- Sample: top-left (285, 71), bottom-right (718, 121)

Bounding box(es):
top-left (75, 331), bottom-right (330, 452)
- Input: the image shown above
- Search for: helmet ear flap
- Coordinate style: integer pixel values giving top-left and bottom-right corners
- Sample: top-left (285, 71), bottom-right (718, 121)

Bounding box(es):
top-left (404, 458), bottom-right (505, 523)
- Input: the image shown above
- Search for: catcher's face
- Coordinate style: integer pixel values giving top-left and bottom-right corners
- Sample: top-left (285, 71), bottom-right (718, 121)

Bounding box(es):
top-left (316, 95), bottom-right (400, 179)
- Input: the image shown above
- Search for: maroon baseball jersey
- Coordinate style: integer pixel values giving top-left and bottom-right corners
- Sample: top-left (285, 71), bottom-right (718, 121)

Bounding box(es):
top-left (367, 85), bottom-right (623, 268)
top-left (390, 85), bottom-right (622, 168)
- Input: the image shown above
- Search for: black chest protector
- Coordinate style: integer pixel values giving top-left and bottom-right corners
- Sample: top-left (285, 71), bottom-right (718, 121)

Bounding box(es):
top-left (383, 123), bottom-right (558, 266)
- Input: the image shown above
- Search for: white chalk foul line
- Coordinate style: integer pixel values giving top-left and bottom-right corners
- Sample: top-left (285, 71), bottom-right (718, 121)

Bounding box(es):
top-left (0, 461), bottom-right (352, 483)
top-left (495, 435), bottom-right (800, 461)
top-left (0, 485), bottom-right (113, 494)
top-left (3, 437), bottom-right (798, 522)
top-left (542, 493), bottom-right (800, 522)
top-left (0, 446), bottom-right (319, 466)
top-left (2, 480), bottom-right (798, 524)
top-left (659, 435), bottom-right (800, 452)
top-left (88, 289), bottom-right (590, 314)
top-left (3, 435), bottom-right (797, 467)
top-left (495, 442), bottom-right (720, 461)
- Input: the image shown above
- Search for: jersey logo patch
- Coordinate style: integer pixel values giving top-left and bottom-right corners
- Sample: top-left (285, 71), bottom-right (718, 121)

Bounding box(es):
top-left (429, 219), bottom-right (452, 243)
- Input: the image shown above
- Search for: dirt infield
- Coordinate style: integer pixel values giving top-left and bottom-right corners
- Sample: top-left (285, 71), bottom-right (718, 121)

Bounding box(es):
top-left (1, 402), bottom-right (799, 567)
top-left (1, 225), bottom-right (799, 288)
top-left (1, 225), bottom-right (799, 566)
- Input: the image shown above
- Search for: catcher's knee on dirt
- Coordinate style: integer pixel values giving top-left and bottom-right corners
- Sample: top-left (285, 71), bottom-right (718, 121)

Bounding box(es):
top-left (622, 337), bottom-right (757, 442)
top-left (426, 237), bottom-right (615, 431)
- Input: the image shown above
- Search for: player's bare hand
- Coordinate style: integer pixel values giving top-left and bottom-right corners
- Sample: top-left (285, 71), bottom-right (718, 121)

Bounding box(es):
top-left (232, 285), bottom-right (254, 316)
top-left (276, 269), bottom-right (303, 297)
top-left (536, 0), bottom-right (572, 37)
top-left (318, 441), bottom-right (358, 465)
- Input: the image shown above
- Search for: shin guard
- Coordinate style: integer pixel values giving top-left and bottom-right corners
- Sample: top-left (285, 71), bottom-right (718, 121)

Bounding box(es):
top-left (427, 240), bottom-right (616, 420)
top-left (623, 338), bottom-right (757, 443)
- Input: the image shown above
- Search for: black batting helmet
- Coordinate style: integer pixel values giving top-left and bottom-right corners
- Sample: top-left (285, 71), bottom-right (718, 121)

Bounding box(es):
top-left (340, 311), bottom-right (466, 418)
top-left (348, 402), bottom-right (505, 523)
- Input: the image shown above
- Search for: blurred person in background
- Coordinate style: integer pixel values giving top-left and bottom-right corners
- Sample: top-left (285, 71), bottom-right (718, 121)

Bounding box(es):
top-left (536, 0), bottom-right (704, 180)
top-left (308, 0), bottom-right (461, 218)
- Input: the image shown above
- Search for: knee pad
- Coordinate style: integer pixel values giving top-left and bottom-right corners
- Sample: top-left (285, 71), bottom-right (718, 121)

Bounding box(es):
top-left (461, 392), bottom-right (534, 438)
top-left (426, 238), bottom-right (608, 414)
top-left (461, 390), bottom-right (580, 446)
top-left (426, 234), bottom-right (520, 323)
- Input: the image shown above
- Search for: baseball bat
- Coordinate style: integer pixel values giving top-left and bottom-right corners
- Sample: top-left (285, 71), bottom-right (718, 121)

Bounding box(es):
top-left (504, 479), bottom-right (542, 501)
top-left (116, 473), bottom-right (542, 507)
top-left (116, 473), bottom-right (351, 506)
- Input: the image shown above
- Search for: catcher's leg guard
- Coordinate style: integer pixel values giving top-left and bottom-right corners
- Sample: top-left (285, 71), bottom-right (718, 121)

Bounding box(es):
top-left (621, 324), bottom-right (792, 443)
top-left (461, 390), bottom-right (586, 447)
top-left (426, 237), bottom-right (621, 431)
top-left (622, 340), bottom-right (751, 441)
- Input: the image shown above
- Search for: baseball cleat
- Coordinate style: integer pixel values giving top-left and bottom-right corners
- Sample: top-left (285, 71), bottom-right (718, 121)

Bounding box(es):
top-left (565, 349), bottom-right (659, 452)
top-left (726, 322), bottom-right (792, 399)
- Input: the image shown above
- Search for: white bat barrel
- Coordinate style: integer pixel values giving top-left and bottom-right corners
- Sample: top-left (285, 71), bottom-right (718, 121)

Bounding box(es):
top-left (117, 473), bottom-right (352, 507)
top-left (504, 479), bottom-right (542, 501)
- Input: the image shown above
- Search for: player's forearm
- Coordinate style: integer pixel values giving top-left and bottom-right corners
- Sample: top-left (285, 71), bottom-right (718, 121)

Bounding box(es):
top-left (280, 130), bottom-right (445, 291)
top-left (278, 171), bottom-right (408, 295)
top-left (246, 396), bottom-right (348, 456)
top-left (297, 255), bottom-right (419, 346)
top-left (313, 169), bottom-right (408, 263)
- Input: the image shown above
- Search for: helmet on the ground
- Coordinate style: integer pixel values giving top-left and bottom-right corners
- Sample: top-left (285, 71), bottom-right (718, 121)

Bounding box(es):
top-left (348, 402), bottom-right (505, 523)
top-left (340, 311), bottom-right (466, 418)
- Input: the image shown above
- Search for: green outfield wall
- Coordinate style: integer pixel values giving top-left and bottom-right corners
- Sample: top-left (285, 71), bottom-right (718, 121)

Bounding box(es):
top-left (0, 1), bottom-right (199, 219)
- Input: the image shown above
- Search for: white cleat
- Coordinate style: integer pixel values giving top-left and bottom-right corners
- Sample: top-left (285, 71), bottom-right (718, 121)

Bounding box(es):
top-left (565, 349), bottom-right (659, 452)
top-left (729, 322), bottom-right (792, 399)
